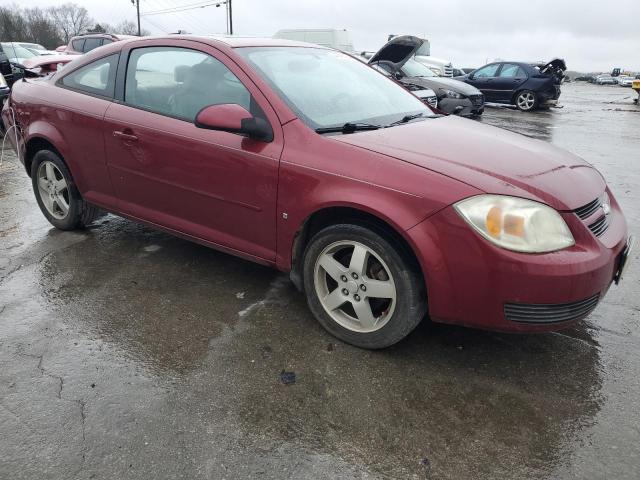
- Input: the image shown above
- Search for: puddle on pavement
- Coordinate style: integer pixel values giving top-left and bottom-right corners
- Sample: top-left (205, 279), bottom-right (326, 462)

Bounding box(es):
top-left (2, 212), bottom-right (604, 478)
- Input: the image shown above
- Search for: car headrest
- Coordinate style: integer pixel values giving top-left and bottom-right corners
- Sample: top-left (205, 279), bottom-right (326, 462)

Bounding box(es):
top-left (100, 64), bottom-right (109, 84)
top-left (174, 65), bottom-right (190, 83)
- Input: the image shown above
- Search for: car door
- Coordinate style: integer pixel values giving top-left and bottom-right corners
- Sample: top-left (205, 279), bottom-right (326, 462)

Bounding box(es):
top-left (466, 63), bottom-right (501, 102)
top-left (492, 63), bottom-right (528, 102)
top-left (53, 53), bottom-right (120, 207)
top-left (103, 40), bottom-right (284, 262)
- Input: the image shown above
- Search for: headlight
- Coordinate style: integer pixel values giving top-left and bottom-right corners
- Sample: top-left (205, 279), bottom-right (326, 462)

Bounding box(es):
top-left (0, 74), bottom-right (6, 88)
top-left (454, 195), bottom-right (575, 253)
top-left (440, 89), bottom-right (463, 99)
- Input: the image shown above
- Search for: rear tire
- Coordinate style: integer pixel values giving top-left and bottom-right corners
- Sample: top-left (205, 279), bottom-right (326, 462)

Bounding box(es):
top-left (31, 150), bottom-right (102, 230)
top-left (302, 224), bottom-right (427, 349)
top-left (515, 90), bottom-right (538, 111)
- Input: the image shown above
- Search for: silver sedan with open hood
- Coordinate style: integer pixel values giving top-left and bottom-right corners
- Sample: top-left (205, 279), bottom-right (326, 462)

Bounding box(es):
top-left (368, 35), bottom-right (484, 117)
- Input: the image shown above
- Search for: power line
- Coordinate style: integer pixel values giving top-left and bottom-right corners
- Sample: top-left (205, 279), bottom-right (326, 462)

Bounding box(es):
top-left (139, 0), bottom-right (210, 33)
top-left (139, 0), bottom-right (233, 35)
top-left (143, 0), bottom-right (219, 13)
top-left (141, 1), bottom-right (227, 16)
top-left (140, 15), bottom-right (171, 34)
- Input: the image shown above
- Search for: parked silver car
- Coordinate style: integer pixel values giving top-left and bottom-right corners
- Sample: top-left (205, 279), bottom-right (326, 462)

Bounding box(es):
top-left (368, 36), bottom-right (484, 116)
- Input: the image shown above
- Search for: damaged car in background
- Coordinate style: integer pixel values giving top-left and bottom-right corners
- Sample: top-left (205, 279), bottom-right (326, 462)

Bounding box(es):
top-left (370, 60), bottom-right (438, 109)
top-left (13, 55), bottom-right (74, 78)
top-left (456, 59), bottom-right (566, 111)
top-left (369, 36), bottom-right (484, 117)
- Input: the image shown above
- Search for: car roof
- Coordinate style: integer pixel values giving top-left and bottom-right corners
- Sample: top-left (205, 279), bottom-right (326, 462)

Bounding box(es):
top-left (61, 35), bottom-right (331, 73)
top-left (115, 35), bottom-right (326, 50)
top-left (191, 35), bottom-right (324, 48)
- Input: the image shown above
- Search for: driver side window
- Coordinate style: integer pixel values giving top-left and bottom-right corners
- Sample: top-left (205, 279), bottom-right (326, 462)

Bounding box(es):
top-left (124, 46), bottom-right (253, 122)
top-left (474, 64), bottom-right (500, 78)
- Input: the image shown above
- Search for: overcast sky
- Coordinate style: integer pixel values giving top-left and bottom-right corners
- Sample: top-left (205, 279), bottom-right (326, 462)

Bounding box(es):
top-left (19, 0), bottom-right (640, 71)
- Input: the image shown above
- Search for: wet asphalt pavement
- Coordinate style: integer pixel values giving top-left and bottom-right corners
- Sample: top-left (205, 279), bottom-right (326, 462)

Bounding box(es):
top-left (1, 83), bottom-right (639, 479)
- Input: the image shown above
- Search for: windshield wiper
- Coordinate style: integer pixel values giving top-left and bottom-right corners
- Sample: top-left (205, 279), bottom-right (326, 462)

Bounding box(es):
top-left (315, 122), bottom-right (381, 134)
top-left (387, 112), bottom-right (426, 127)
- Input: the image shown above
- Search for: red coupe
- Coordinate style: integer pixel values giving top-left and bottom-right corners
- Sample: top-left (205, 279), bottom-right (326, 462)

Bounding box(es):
top-left (3, 36), bottom-right (633, 348)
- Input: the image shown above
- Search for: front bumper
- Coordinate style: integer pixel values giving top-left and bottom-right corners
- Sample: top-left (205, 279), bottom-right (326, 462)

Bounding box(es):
top-left (407, 194), bottom-right (629, 332)
top-left (438, 96), bottom-right (484, 117)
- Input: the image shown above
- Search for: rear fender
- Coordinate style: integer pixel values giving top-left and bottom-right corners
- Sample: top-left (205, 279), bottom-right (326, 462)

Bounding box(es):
top-left (24, 121), bottom-right (72, 176)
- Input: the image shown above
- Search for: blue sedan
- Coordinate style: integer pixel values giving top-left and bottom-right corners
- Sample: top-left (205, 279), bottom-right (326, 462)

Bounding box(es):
top-left (455, 59), bottom-right (566, 111)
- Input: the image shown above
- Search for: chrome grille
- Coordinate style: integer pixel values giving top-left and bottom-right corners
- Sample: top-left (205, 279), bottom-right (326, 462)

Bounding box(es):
top-left (443, 64), bottom-right (453, 77)
top-left (469, 94), bottom-right (484, 106)
top-left (574, 195), bottom-right (610, 237)
top-left (589, 215), bottom-right (610, 237)
top-left (574, 197), bottom-right (602, 220)
top-left (504, 294), bottom-right (600, 323)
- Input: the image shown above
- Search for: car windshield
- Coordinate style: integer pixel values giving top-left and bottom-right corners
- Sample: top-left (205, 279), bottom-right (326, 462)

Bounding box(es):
top-left (401, 58), bottom-right (437, 78)
top-left (21, 43), bottom-right (45, 50)
top-left (237, 46), bottom-right (433, 130)
top-left (2, 43), bottom-right (37, 61)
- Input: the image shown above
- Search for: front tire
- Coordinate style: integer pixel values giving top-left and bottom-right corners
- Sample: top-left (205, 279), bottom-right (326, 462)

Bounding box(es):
top-left (515, 90), bottom-right (538, 111)
top-left (31, 150), bottom-right (101, 230)
top-left (302, 224), bottom-right (427, 349)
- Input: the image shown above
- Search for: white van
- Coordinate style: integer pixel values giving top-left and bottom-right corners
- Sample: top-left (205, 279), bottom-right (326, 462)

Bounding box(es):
top-left (273, 29), bottom-right (355, 52)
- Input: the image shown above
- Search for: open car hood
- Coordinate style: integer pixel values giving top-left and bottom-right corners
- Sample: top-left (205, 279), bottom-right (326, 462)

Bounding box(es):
top-left (538, 58), bottom-right (567, 74)
top-left (22, 55), bottom-right (74, 77)
top-left (22, 55), bottom-right (73, 70)
top-left (368, 35), bottom-right (423, 69)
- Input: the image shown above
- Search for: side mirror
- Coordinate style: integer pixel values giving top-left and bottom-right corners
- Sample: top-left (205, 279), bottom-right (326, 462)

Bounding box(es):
top-left (195, 104), bottom-right (273, 142)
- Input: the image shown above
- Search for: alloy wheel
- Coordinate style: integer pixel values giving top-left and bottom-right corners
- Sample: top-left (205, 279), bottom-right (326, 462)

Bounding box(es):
top-left (37, 161), bottom-right (70, 220)
top-left (517, 92), bottom-right (536, 110)
top-left (313, 240), bottom-right (397, 333)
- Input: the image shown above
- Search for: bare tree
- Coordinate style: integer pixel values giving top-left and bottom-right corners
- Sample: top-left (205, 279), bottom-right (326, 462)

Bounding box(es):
top-left (0, 4), bottom-right (28, 41)
top-left (0, 2), bottom-right (139, 50)
top-left (48, 3), bottom-right (93, 43)
top-left (114, 20), bottom-right (149, 36)
top-left (87, 23), bottom-right (111, 34)
top-left (24, 7), bottom-right (63, 48)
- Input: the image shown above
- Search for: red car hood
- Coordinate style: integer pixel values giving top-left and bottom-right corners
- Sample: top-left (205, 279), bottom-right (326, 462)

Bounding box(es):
top-left (22, 55), bottom-right (74, 69)
top-left (332, 116), bottom-right (605, 210)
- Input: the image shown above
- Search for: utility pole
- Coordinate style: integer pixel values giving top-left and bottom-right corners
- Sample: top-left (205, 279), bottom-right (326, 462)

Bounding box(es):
top-left (131, 0), bottom-right (141, 36)
top-left (228, 0), bottom-right (233, 35)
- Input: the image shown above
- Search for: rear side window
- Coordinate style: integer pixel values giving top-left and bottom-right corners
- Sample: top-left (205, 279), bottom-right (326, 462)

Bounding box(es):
top-left (83, 38), bottom-right (102, 53)
top-left (101, 39), bottom-right (113, 46)
top-left (474, 64), bottom-right (500, 78)
top-left (61, 54), bottom-right (118, 98)
top-left (499, 64), bottom-right (526, 78)
top-left (124, 46), bottom-right (252, 121)
top-left (72, 38), bottom-right (85, 52)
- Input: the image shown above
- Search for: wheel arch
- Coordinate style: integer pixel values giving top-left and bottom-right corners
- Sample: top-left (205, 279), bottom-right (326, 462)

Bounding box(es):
top-left (23, 119), bottom-right (71, 177)
top-left (24, 136), bottom-right (66, 177)
top-left (288, 205), bottom-right (425, 293)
